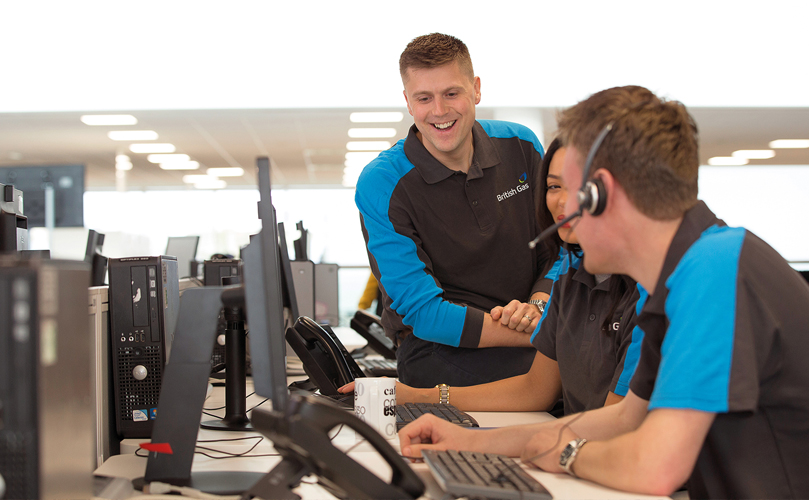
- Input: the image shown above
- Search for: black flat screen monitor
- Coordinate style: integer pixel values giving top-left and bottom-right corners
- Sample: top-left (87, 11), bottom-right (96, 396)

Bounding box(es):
top-left (0, 165), bottom-right (84, 228)
top-left (165, 236), bottom-right (199, 279)
top-left (242, 157), bottom-right (289, 412)
top-left (277, 221), bottom-right (299, 322)
top-left (84, 229), bottom-right (107, 286)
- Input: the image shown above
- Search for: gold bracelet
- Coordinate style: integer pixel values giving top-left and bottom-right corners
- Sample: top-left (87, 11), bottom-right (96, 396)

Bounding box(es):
top-left (435, 384), bottom-right (450, 405)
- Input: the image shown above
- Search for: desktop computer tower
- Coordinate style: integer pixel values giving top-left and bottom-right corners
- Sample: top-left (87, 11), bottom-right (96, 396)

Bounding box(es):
top-left (0, 257), bottom-right (94, 500)
top-left (314, 263), bottom-right (339, 326)
top-left (203, 258), bottom-right (241, 370)
top-left (108, 256), bottom-right (179, 439)
top-left (88, 285), bottom-right (120, 466)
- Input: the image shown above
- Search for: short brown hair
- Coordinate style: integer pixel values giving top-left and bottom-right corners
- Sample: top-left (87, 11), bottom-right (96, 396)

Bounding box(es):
top-left (556, 86), bottom-right (699, 220)
top-left (399, 33), bottom-right (474, 83)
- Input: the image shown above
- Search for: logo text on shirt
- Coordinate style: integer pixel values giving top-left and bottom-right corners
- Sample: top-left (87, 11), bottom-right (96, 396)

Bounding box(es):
top-left (497, 182), bottom-right (530, 202)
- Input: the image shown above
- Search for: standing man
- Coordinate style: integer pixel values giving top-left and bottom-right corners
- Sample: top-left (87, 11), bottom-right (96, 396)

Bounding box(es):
top-left (399, 85), bottom-right (809, 499)
top-left (355, 33), bottom-right (552, 388)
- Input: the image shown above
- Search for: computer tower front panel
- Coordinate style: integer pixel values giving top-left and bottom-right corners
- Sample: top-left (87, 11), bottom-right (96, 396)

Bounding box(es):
top-left (108, 256), bottom-right (179, 439)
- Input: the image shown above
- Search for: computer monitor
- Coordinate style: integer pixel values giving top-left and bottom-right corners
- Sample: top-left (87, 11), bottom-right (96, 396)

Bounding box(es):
top-left (84, 229), bottom-right (107, 286)
top-left (165, 235), bottom-right (199, 279)
top-left (277, 221), bottom-right (299, 322)
top-left (0, 182), bottom-right (28, 254)
top-left (243, 157), bottom-right (289, 413)
top-left (0, 164), bottom-right (84, 228)
top-left (293, 220), bottom-right (308, 261)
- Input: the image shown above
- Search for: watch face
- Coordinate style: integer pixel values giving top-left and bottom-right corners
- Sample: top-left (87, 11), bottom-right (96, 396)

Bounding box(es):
top-left (559, 444), bottom-right (575, 465)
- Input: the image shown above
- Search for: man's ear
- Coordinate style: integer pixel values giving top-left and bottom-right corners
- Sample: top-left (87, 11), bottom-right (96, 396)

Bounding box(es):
top-left (474, 76), bottom-right (481, 105)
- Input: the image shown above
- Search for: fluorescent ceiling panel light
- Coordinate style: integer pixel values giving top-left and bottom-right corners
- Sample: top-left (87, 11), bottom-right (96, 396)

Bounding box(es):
top-left (115, 154), bottom-right (130, 163)
top-left (80, 114), bottom-right (137, 126)
top-left (108, 130), bottom-right (158, 141)
top-left (769, 139), bottom-right (809, 149)
top-left (348, 127), bottom-right (397, 138)
top-left (194, 179), bottom-right (227, 190)
top-left (130, 143), bottom-right (176, 153)
top-left (731, 149), bottom-right (775, 159)
top-left (182, 174), bottom-right (214, 183)
top-left (346, 141), bottom-right (391, 151)
top-left (350, 112), bottom-right (404, 123)
top-left (147, 153), bottom-right (189, 164)
top-left (345, 151), bottom-right (379, 164)
top-left (160, 160), bottom-right (199, 170)
top-left (115, 158), bottom-right (133, 171)
top-left (708, 156), bottom-right (749, 166)
top-left (206, 167), bottom-right (244, 177)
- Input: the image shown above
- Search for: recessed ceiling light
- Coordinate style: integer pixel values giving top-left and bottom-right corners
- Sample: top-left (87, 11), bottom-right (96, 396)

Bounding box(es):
top-left (206, 167), bottom-right (244, 177)
top-left (182, 175), bottom-right (213, 183)
top-left (80, 114), bottom-right (137, 126)
top-left (350, 112), bottom-right (404, 123)
top-left (147, 153), bottom-right (189, 164)
top-left (769, 139), bottom-right (809, 149)
top-left (345, 151), bottom-right (380, 166)
top-left (348, 128), bottom-right (397, 138)
top-left (130, 143), bottom-right (176, 154)
top-left (115, 154), bottom-right (133, 171)
top-left (731, 149), bottom-right (775, 159)
top-left (708, 156), bottom-right (749, 166)
top-left (194, 179), bottom-right (227, 190)
top-left (108, 130), bottom-right (158, 141)
top-left (346, 141), bottom-right (391, 151)
top-left (160, 160), bottom-right (199, 170)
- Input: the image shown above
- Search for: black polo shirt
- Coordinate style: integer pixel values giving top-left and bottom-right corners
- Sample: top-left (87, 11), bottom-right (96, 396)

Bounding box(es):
top-left (355, 120), bottom-right (548, 386)
top-left (532, 251), bottom-right (644, 414)
top-left (630, 201), bottom-right (809, 499)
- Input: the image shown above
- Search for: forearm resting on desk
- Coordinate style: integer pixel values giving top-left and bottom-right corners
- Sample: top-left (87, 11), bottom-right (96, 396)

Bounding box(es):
top-left (398, 354), bottom-right (561, 412)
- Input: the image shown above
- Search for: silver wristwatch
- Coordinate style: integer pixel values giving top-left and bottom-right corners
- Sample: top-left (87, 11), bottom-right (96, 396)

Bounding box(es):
top-left (559, 438), bottom-right (588, 477)
top-left (528, 299), bottom-right (547, 315)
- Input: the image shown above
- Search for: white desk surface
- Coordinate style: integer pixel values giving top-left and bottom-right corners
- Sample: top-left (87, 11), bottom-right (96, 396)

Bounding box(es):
top-left (97, 378), bottom-right (669, 500)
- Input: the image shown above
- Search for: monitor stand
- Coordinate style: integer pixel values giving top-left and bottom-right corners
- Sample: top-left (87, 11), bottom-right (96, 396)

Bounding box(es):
top-left (201, 288), bottom-right (252, 432)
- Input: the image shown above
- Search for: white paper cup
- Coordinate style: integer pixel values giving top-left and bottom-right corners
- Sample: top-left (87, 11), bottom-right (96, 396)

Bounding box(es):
top-left (354, 377), bottom-right (396, 439)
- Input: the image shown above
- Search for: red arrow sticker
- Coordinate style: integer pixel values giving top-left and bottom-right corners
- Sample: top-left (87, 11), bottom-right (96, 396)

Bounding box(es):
top-left (139, 442), bottom-right (174, 454)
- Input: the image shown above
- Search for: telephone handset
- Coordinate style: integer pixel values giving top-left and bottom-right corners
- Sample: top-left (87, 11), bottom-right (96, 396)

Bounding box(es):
top-left (285, 316), bottom-right (365, 396)
top-left (246, 394), bottom-right (424, 500)
top-left (349, 310), bottom-right (397, 360)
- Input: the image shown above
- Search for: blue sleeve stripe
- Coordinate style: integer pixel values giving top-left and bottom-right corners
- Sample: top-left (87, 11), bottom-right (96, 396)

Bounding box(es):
top-left (649, 226), bottom-right (746, 412)
top-left (614, 286), bottom-right (648, 396)
top-left (478, 120), bottom-right (545, 156)
top-left (355, 143), bottom-right (466, 346)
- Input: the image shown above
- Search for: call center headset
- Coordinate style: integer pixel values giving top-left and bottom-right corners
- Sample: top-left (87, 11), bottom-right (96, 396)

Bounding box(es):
top-left (576, 121), bottom-right (614, 217)
top-left (528, 120), bottom-right (615, 249)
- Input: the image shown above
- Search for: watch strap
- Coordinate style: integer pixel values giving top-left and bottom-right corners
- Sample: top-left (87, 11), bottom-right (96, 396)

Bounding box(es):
top-left (559, 438), bottom-right (588, 477)
top-left (435, 384), bottom-right (450, 405)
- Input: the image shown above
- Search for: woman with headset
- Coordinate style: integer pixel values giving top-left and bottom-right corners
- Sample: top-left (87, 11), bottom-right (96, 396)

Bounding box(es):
top-left (340, 138), bottom-right (644, 415)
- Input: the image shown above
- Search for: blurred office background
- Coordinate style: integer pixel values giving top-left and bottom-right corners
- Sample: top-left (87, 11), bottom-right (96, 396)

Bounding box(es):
top-left (2, 1), bottom-right (808, 323)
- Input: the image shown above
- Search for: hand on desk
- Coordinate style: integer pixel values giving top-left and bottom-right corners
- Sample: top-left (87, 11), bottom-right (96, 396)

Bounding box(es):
top-left (491, 300), bottom-right (541, 333)
top-left (521, 420), bottom-right (580, 473)
top-left (398, 414), bottom-right (482, 459)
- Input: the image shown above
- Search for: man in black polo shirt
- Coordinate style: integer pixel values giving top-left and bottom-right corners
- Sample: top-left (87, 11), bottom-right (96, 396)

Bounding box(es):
top-left (399, 85), bottom-right (809, 499)
top-left (355, 33), bottom-right (552, 388)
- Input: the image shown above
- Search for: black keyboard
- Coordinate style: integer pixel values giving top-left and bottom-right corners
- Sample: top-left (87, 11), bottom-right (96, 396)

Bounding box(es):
top-left (396, 402), bottom-right (478, 430)
top-left (356, 357), bottom-right (398, 377)
top-left (422, 449), bottom-right (552, 500)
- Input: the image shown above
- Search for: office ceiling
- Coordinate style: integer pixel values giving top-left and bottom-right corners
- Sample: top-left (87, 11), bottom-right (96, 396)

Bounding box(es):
top-left (0, 106), bottom-right (808, 191)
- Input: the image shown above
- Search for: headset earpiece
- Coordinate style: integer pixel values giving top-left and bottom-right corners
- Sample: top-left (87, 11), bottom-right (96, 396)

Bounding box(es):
top-left (577, 177), bottom-right (607, 216)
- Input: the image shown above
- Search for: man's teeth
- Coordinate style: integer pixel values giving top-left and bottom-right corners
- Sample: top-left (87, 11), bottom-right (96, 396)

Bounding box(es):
top-left (434, 121), bottom-right (455, 130)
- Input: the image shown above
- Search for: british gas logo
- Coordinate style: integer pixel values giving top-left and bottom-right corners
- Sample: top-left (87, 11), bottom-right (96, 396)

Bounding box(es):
top-left (497, 174), bottom-right (530, 202)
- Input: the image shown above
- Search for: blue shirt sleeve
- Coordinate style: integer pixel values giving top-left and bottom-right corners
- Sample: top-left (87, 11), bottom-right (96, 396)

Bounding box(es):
top-left (649, 226), bottom-right (746, 412)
